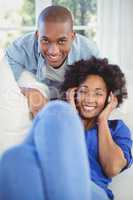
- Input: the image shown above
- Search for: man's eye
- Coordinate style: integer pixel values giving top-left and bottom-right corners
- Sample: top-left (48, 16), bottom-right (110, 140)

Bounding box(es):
top-left (58, 40), bottom-right (66, 45)
top-left (41, 39), bottom-right (49, 44)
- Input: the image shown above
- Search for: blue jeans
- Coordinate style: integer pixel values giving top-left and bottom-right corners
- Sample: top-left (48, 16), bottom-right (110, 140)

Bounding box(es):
top-left (0, 100), bottom-right (109, 200)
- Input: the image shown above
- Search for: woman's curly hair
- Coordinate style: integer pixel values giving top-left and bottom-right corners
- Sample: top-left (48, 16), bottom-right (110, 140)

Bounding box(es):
top-left (60, 57), bottom-right (127, 107)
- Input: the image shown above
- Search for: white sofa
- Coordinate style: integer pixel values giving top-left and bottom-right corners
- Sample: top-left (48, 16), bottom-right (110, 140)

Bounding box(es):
top-left (0, 58), bottom-right (49, 154)
top-left (110, 107), bottom-right (133, 200)
top-left (110, 163), bottom-right (133, 200)
top-left (0, 58), bottom-right (32, 153)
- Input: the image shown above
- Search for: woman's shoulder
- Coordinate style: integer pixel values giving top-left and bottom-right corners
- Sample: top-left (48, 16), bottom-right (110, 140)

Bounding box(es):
top-left (108, 119), bottom-right (131, 138)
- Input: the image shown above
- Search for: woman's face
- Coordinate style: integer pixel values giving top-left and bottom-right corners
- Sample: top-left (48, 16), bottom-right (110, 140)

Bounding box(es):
top-left (76, 75), bottom-right (108, 120)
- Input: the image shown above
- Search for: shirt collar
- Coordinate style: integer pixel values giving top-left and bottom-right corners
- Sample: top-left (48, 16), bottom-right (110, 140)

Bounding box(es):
top-left (37, 39), bottom-right (41, 54)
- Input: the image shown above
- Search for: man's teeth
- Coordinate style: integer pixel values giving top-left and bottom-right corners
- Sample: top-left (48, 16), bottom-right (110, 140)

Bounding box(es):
top-left (49, 55), bottom-right (57, 58)
top-left (48, 56), bottom-right (58, 60)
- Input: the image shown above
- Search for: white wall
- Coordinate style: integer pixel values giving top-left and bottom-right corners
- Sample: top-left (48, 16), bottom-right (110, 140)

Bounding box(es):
top-left (35, 0), bottom-right (52, 24)
top-left (97, 0), bottom-right (133, 129)
top-left (97, 1), bottom-right (133, 199)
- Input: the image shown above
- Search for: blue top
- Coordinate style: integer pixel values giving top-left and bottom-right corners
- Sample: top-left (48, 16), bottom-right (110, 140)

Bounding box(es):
top-left (85, 119), bottom-right (133, 200)
top-left (5, 32), bottom-right (99, 99)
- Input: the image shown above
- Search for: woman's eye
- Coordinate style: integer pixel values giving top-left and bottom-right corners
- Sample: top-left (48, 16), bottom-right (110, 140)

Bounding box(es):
top-left (79, 90), bottom-right (88, 95)
top-left (96, 93), bottom-right (103, 96)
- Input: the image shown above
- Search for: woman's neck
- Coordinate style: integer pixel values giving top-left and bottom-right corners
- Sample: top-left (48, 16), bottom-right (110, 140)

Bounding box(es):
top-left (83, 118), bottom-right (96, 130)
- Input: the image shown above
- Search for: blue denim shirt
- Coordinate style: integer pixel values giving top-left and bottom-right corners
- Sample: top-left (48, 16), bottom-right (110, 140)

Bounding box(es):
top-left (5, 32), bottom-right (99, 99)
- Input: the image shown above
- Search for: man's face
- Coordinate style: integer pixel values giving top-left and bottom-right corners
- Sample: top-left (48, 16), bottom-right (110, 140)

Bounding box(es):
top-left (37, 21), bottom-right (75, 68)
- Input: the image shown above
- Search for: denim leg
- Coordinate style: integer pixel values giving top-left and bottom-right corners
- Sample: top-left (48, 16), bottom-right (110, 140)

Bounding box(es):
top-left (0, 100), bottom-right (109, 200)
top-left (90, 181), bottom-right (109, 200)
top-left (34, 100), bottom-right (108, 200)
top-left (34, 100), bottom-right (91, 200)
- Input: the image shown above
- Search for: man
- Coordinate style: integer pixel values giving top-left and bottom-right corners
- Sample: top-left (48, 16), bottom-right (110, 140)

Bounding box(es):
top-left (5, 5), bottom-right (98, 116)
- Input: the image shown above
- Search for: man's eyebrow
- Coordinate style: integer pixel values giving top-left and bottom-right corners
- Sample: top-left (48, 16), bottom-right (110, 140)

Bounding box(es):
top-left (40, 36), bottom-right (68, 41)
top-left (40, 36), bottom-right (48, 39)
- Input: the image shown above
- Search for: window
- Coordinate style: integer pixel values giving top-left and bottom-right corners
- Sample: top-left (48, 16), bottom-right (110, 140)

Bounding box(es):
top-left (52, 0), bottom-right (97, 39)
top-left (0, 0), bottom-right (97, 57)
top-left (0, 0), bottom-right (35, 56)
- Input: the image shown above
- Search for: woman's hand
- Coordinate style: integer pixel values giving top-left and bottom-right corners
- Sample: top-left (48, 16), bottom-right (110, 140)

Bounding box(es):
top-left (66, 87), bottom-right (77, 110)
top-left (98, 92), bottom-right (118, 122)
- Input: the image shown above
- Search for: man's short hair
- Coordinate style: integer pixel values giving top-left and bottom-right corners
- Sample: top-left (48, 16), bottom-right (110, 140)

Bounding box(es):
top-left (38, 5), bottom-right (73, 29)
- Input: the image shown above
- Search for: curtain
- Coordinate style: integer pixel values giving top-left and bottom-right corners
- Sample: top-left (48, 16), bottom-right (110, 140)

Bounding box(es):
top-left (97, 3), bottom-right (133, 200)
top-left (97, 0), bottom-right (133, 69)
top-left (97, 0), bottom-right (133, 131)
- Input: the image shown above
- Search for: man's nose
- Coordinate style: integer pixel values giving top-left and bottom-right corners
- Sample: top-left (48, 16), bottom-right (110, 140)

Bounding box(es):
top-left (48, 43), bottom-right (60, 55)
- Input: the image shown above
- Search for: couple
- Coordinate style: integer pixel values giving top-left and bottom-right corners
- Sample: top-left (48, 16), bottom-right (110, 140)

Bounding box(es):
top-left (0, 57), bottom-right (132, 200)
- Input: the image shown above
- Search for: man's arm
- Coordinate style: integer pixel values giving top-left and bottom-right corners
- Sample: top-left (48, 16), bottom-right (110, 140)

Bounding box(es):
top-left (18, 71), bottom-right (50, 117)
top-left (21, 88), bottom-right (48, 117)
top-left (6, 44), bottom-right (49, 116)
top-left (6, 34), bottom-right (49, 116)
top-left (5, 42), bottom-right (26, 81)
top-left (5, 32), bottom-right (38, 81)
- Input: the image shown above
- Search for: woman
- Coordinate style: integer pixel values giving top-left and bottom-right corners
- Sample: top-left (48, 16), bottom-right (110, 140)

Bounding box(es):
top-left (60, 57), bottom-right (133, 199)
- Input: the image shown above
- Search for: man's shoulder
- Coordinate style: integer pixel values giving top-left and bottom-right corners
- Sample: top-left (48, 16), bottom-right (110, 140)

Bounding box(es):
top-left (75, 33), bottom-right (90, 41)
top-left (12, 32), bottom-right (37, 47)
top-left (74, 33), bottom-right (95, 46)
top-left (6, 32), bottom-right (38, 61)
top-left (68, 33), bottom-right (99, 64)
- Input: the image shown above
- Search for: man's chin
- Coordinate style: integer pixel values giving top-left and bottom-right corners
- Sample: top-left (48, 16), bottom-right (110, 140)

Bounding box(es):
top-left (47, 61), bottom-right (65, 69)
top-left (49, 63), bottom-right (62, 68)
top-left (44, 56), bottom-right (67, 69)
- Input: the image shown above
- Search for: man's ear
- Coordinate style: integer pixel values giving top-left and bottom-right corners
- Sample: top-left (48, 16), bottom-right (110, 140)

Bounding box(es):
top-left (35, 31), bottom-right (39, 39)
top-left (72, 31), bottom-right (76, 40)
